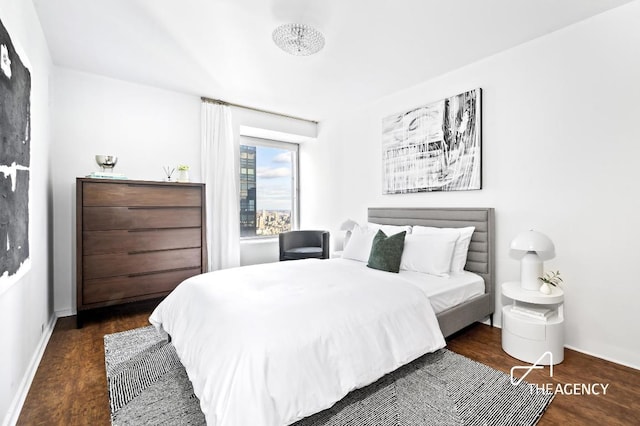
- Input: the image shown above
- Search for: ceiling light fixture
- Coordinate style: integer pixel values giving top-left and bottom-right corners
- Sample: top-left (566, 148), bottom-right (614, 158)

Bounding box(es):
top-left (272, 23), bottom-right (325, 56)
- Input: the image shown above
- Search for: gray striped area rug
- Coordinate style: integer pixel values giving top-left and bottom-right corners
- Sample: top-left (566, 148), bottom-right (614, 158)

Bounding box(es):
top-left (104, 326), bottom-right (553, 425)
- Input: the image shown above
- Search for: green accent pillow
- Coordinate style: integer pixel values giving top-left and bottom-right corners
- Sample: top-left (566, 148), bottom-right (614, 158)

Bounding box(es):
top-left (367, 230), bottom-right (407, 273)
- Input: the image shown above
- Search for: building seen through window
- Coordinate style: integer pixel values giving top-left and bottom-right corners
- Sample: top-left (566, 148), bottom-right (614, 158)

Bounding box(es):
top-left (240, 140), bottom-right (297, 237)
top-left (240, 145), bottom-right (257, 236)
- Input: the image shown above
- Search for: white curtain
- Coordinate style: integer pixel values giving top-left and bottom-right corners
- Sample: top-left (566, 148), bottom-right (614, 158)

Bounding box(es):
top-left (201, 102), bottom-right (241, 271)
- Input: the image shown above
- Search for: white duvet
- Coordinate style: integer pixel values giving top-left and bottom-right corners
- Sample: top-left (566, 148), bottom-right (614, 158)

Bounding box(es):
top-left (149, 258), bottom-right (446, 426)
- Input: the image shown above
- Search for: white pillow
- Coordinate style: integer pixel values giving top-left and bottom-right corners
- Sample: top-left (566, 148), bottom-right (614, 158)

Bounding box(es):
top-left (367, 222), bottom-right (412, 236)
top-left (342, 225), bottom-right (378, 262)
top-left (412, 226), bottom-right (475, 272)
top-left (400, 233), bottom-right (458, 277)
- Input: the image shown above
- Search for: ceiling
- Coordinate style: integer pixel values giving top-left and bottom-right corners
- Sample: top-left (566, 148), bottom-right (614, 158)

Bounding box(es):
top-left (34, 0), bottom-right (633, 121)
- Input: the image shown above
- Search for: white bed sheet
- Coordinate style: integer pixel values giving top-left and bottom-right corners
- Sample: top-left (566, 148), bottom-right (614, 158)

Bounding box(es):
top-left (149, 258), bottom-right (446, 426)
top-left (397, 268), bottom-right (485, 314)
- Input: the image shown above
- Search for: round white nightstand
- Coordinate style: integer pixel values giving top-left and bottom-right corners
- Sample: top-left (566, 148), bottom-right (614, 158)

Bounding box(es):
top-left (501, 281), bottom-right (564, 365)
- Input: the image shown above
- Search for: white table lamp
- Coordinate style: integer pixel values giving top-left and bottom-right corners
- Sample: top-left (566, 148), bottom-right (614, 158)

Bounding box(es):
top-left (340, 219), bottom-right (358, 232)
top-left (510, 230), bottom-right (555, 291)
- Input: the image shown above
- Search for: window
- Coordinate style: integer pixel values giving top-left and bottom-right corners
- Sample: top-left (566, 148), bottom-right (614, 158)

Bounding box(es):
top-left (240, 137), bottom-right (298, 238)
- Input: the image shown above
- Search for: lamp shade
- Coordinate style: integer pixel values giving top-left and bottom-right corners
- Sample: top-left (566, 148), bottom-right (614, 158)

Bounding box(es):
top-left (340, 219), bottom-right (358, 231)
top-left (509, 230), bottom-right (555, 261)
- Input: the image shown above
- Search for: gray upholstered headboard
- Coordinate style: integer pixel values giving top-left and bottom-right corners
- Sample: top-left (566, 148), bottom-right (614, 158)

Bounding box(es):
top-left (367, 207), bottom-right (495, 300)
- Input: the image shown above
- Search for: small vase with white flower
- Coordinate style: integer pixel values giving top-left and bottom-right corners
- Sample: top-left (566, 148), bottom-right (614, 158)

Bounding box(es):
top-left (538, 270), bottom-right (562, 295)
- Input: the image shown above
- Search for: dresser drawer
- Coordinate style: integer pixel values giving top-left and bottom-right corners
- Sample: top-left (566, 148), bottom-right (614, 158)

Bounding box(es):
top-left (83, 247), bottom-right (202, 280)
top-left (83, 207), bottom-right (201, 231)
top-left (82, 267), bottom-right (201, 305)
top-left (503, 310), bottom-right (546, 341)
top-left (84, 228), bottom-right (202, 255)
top-left (83, 182), bottom-right (202, 207)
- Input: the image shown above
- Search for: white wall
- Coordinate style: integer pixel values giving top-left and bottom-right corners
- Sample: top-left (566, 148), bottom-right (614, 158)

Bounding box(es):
top-left (51, 68), bottom-right (202, 316)
top-left (0, 0), bottom-right (53, 424)
top-left (51, 70), bottom-right (317, 314)
top-left (301, 1), bottom-right (640, 369)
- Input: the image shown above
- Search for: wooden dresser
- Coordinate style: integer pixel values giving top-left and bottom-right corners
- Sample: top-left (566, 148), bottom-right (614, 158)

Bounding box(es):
top-left (76, 178), bottom-right (207, 326)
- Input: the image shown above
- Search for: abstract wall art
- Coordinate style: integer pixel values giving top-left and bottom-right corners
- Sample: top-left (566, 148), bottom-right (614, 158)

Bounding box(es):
top-left (381, 88), bottom-right (481, 194)
top-left (1, 15), bottom-right (31, 286)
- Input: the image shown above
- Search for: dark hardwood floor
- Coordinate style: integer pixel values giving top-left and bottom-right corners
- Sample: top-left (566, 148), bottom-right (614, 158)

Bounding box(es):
top-left (447, 326), bottom-right (640, 426)
top-left (18, 302), bottom-right (640, 425)
top-left (17, 302), bottom-right (156, 426)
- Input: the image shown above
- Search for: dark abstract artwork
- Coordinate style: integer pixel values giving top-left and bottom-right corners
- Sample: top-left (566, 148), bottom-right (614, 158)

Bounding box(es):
top-left (382, 89), bottom-right (481, 194)
top-left (1, 15), bottom-right (31, 286)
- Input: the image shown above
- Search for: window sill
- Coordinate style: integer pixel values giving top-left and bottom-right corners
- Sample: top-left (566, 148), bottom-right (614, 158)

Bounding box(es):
top-left (240, 237), bottom-right (278, 245)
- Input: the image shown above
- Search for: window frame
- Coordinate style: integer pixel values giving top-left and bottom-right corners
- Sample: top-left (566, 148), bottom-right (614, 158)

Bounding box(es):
top-left (239, 136), bottom-right (299, 240)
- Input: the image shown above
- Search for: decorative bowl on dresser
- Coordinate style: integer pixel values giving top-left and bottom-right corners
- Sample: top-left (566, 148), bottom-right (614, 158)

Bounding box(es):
top-left (76, 178), bottom-right (207, 327)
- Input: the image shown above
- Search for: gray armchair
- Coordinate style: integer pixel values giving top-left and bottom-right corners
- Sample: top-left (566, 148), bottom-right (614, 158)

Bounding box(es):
top-left (279, 230), bottom-right (330, 261)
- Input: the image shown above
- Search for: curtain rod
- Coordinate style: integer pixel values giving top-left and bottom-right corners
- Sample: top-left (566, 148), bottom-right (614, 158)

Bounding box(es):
top-left (200, 96), bottom-right (318, 124)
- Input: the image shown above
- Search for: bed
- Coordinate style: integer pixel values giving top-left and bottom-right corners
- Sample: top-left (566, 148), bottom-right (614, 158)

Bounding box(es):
top-left (149, 207), bottom-right (494, 426)
top-left (367, 207), bottom-right (495, 337)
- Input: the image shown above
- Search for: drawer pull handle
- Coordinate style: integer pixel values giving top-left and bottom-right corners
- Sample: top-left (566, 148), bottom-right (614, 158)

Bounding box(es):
top-left (127, 227), bottom-right (201, 232)
top-left (128, 246), bottom-right (200, 255)
top-left (126, 206), bottom-right (200, 211)
top-left (127, 266), bottom-right (201, 278)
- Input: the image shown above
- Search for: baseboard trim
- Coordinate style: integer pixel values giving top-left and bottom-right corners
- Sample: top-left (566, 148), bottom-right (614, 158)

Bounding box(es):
top-left (565, 344), bottom-right (639, 371)
top-left (2, 314), bottom-right (57, 426)
top-left (54, 308), bottom-right (74, 318)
